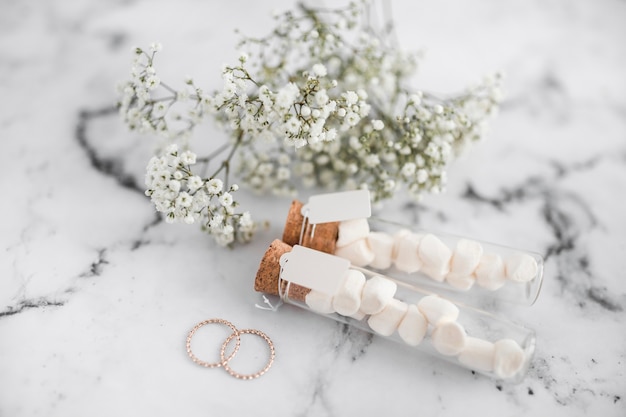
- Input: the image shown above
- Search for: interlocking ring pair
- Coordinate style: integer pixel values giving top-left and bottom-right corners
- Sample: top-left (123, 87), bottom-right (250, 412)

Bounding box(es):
top-left (185, 318), bottom-right (275, 380)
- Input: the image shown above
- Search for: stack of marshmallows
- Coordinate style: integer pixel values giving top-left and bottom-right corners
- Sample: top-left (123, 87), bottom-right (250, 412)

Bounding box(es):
top-left (305, 269), bottom-right (526, 379)
top-left (333, 218), bottom-right (539, 292)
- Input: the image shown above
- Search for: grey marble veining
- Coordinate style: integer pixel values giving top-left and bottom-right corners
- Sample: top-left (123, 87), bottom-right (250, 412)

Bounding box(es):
top-left (1, 0), bottom-right (625, 416)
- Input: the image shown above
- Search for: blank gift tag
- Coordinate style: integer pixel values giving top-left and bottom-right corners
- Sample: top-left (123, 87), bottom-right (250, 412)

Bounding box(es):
top-left (279, 245), bottom-right (350, 296)
top-left (301, 190), bottom-right (371, 224)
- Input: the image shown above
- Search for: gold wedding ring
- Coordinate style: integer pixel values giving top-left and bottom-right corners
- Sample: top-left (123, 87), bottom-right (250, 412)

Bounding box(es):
top-left (220, 328), bottom-right (275, 380)
top-left (186, 319), bottom-right (275, 380)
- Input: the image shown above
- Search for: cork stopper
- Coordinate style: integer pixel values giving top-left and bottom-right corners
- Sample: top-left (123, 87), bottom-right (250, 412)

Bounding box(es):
top-left (282, 200), bottom-right (339, 254)
top-left (254, 239), bottom-right (310, 302)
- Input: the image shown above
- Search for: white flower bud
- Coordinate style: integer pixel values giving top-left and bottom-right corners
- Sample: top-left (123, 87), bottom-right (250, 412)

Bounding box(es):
top-left (372, 119), bottom-right (384, 130)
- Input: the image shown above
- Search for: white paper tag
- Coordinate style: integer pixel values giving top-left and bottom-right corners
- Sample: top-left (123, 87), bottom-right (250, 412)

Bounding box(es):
top-left (301, 190), bottom-right (371, 224)
top-left (279, 245), bottom-right (349, 296)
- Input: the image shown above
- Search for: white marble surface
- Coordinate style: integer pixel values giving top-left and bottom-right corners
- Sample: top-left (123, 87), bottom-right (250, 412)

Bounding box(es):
top-left (1, 0), bottom-right (625, 415)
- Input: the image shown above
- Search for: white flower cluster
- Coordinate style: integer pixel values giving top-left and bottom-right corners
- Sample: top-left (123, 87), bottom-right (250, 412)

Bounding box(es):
top-left (144, 144), bottom-right (254, 246)
top-left (117, 43), bottom-right (212, 140)
top-left (231, 3), bottom-right (499, 201)
top-left (118, 1), bottom-right (502, 245)
top-left (210, 61), bottom-right (371, 150)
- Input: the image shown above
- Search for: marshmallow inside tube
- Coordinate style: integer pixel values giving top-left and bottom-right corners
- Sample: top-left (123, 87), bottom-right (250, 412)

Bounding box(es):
top-left (417, 295), bottom-right (460, 325)
top-left (332, 269), bottom-right (366, 316)
top-left (446, 239), bottom-right (483, 290)
top-left (305, 290), bottom-right (335, 314)
top-left (360, 275), bottom-right (397, 315)
top-left (334, 239), bottom-right (375, 267)
top-left (505, 253), bottom-right (538, 283)
top-left (445, 273), bottom-right (476, 291)
top-left (367, 299), bottom-right (409, 337)
top-left (449, 239), bottom-right (484, 276)
top-left (458, 337), bottom-right (495, 372)
top-left (431, 320), bottom-right (467, 356)
top-left (418, 234), bottom-right (452, 282)
top-left (397, 305), bottom-right (428, 346)
top-left (336, 218), bottom-right (370, 248)
top-left (393, 231), bottom-right (423, 273)
top-left (493, 339), bottom-right (526, 379)
top-left (367, 232), bottom-right (394, 270)
top-left (391, 229), bottom-right (411, 260)
top-left (474, 252), bottom-right (507, 291)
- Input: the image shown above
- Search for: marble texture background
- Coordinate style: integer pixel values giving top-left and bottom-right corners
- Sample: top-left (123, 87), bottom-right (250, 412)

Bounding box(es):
top-left (1, 0), bottom-right (625, 415)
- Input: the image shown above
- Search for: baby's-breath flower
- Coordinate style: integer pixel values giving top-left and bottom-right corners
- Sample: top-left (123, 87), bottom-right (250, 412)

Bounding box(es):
top-left (277, 167), bottom-right (291, 180)
top-left (325, 128), bottom-right (338, 141)
top-left (205, 174), bottom-right (224, 190)
top-left (150, 42), bottom-right (163, 53)
top-left (187, 176), bottom-right (203, 192)
top-left (145, 75), bottom-right (160, 90)
top-left (285, 117), bottom-right (301, 135)
top-left (345, 111), bottom-right (360, 127)
top-left (315, 90), bottom-right (329, 106)
top-left (123, 2), bottom-right (501, 246)
top-left (300, 105), bottom-right (312, 118)
top-left (219, 192), bottom-right (233, 207)
top-left (365, 154), bottom-right (380, 167)
top-left (178, 192), bottom-right (194, 207)
top-left (142, 147), bottom-right (254, 245)
top-left (401, 162), bottom-right (416, 177)
top-left (276, 83), bottom-right (299, 109)
top-left (208, 213), bottom-right (223, 229)
top-left (416, 169), bottom-right (429, 184)
top-left (168, 179), bottom-right (181, 193)
top-left (312, 64), bottom-right (327, 77)
top-left (180, 150), bottom-right (196, 165)
top-left (343, 91), bottom-right (359, 106)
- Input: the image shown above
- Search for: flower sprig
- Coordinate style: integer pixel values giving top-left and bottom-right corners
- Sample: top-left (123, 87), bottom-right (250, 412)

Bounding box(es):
top-left (118, 1), bottom-right (502, 246)
top-left (144, 144), bottom-right (255, 246)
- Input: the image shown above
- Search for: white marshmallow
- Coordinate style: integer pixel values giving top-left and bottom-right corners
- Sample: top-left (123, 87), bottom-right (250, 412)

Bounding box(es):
top-left (336, 218), bottom-right (370, 248)
top-left (458, 337), bottom-right (495, 372)
top-left (334, 239), bottom-right (375, 267)
top-left (360, 275), bottom-right (397, 315)
top-left (418, 234), bottom-right (452, 282)
top-left (445, 273), bottom-right (475, 291)
top-left (493, 339), bottom-right (526, 379)
top-left (474, 253), bottom-right (507, 290)
top-left (393, 232), bottom-right (423, 273)
top-left (397, 304), bottom-right (428, 346)
top-left (305, 290), bottom-right (335, 314)
top-left (505, 253), bottom-right (538, 283)
top-left (367, 232), bottom-right (394, 270)
top-left (391, 229), bottom-right (411, 260)
top-left (417, 295), bottom-right (459, 325)
top-left (450, 239), bottom-right (483, 273)
top-left (367, 299), bottom-right (408, 336)
top-left (431, 320), bottom-right (467, 356)
top-left (332, 269), bottom-right (366, 316)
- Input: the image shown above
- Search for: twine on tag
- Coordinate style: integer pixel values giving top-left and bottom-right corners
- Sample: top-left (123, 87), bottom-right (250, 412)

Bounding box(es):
top-left (254, 295), bottom-right (283, 311)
